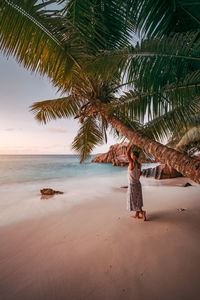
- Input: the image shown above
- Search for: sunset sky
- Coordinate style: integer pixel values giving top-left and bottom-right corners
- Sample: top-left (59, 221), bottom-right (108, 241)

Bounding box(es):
top-left (0, 55), bottom-right (118, 155)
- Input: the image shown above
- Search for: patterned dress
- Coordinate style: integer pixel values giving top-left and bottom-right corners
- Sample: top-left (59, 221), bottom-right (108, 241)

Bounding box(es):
top-left (127, 163), bottom-right (143, 211)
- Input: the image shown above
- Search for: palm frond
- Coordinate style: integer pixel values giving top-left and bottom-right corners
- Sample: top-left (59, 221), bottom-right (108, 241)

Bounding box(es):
top-left (122, 0), bottom-right (200, 38)
top-left (0, 1), bottom-right (134, 94)
top-left (177, 126), bottom-right (200, 148)
top-left (72, 116), bottom-right (104, 162)
top-left (127, 32), bottom-right (200, 86)
top-left (0, 0), bottom-right (89, 91)
top-left (140, 98), bottom-right (200, 142)
top-left (62, 0), bottom-right (133, 51)
top-left (30, 96), bottom-right (82, 124)
top-left (108, 70), bottom-right (200, 125)
top-left (92, 32), bottom-right (200, 85)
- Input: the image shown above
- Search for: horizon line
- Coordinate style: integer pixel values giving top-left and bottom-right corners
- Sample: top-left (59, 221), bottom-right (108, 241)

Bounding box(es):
top-left (0, 153), bottom-right (101, 156)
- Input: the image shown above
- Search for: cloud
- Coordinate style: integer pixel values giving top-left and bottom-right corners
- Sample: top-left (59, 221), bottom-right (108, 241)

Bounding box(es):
top-left (5, 128), bottom-right (15, 131)
top-left (47, 127), bottom-right (67, 133)
top-left (4, 128), bottom-right (22, 131)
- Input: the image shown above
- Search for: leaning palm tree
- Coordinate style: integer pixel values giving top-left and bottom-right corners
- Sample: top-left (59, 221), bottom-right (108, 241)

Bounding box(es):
top-left (0, 0), bottom-right (200, 183)
top-left (28, 31), bottom-right (200, 184)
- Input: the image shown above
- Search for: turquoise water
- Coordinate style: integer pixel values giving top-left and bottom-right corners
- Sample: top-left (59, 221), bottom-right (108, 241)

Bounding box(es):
top-left (0, 155), bottom-right (157, 186)
top-left (0, 155), bottom-right (129, 225)
top-left (0, 155), bottom-right (128, 185)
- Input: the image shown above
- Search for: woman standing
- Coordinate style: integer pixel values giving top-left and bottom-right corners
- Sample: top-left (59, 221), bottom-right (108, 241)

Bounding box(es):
top-left (126, 144), bottom-right (146, 221)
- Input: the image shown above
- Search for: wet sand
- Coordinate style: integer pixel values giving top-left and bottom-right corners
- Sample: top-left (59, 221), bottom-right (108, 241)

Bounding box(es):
top-left (0, 177), bottom-right (200, 300)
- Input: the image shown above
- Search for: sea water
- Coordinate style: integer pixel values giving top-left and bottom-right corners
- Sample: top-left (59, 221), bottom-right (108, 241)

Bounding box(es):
top-left (0, 155), bottom-right (157, 185)
top-left (0, 155), bottom-right (158, 226)
top-left (0, 155), bottom-right (127, 185)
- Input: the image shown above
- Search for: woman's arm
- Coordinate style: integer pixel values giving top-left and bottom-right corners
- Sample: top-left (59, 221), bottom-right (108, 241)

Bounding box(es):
top-left (126, 144), bottom-right (133, 163)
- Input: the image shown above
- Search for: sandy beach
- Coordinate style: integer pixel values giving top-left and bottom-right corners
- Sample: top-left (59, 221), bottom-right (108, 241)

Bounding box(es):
top-left (0, 176), bottom-right (200, 300)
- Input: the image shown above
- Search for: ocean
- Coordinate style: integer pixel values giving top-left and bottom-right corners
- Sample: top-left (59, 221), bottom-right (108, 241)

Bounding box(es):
top-left (0, 155), bottom-right (158, 226)
top-left (0, 154), bottom-right (127, 185)
top-left (0, 154), bottom-right (158, 185)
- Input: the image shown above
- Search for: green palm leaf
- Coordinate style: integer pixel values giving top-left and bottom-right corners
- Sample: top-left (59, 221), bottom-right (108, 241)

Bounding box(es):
top-left (72, 116), bottom-right (104, 162)
top-left (30, 96), bottom-right (82, 124)
top-left (123, 0), bottom-right (200, 38)
top-left (62, 0), bottom-right (132, 51)
top-left (177, 126), bottom-right (200, 148)
top-left (92, 32), bottom-right (200, 86)
top-left (109, 70), bottom-right (200, 125)
top-left (0, 1), bottom-right (89, 91)
top-left (127, 32), bottom-right (200, 87)
top-left (141, 98), bottom-right (200, 142)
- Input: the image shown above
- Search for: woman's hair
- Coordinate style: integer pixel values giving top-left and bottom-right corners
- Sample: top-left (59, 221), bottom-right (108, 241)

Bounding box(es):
top-left (133, 151), bottom-right (139, 158)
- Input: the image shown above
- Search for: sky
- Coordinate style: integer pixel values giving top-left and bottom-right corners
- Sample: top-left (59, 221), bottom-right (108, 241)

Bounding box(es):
top-left (0, 55), bottom-right (118, 155)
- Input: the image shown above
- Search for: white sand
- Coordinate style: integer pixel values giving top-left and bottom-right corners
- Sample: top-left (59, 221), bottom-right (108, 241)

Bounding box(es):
top-left (0, 177), bottom-right (200, 300)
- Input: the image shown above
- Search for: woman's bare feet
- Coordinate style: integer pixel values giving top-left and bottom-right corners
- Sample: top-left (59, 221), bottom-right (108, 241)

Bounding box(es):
top-left (131, 211), bottom-right (140, 219)
top-left (141, 210), bottom-right (146, 221)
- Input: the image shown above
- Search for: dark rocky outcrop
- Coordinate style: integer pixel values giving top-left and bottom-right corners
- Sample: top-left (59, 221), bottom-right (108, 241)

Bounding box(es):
top-left (92, 143), bottom-right (129, 166)
top-left (183, 182), bottom-right (192, 187)
top-left (40, 188), bottom-right (63, 196)
top-left (141, 164), bottom-right (183, 180)
top-left (142, 154), bottom-right (200, 180)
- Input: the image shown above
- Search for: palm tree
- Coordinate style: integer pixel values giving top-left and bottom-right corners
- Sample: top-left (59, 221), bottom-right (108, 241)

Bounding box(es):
top-left (0, 1), bottom-right (200, 183)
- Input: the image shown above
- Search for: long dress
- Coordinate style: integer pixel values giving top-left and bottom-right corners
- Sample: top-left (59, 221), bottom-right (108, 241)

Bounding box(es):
top-left (127, 163), bottom-right (143, 211)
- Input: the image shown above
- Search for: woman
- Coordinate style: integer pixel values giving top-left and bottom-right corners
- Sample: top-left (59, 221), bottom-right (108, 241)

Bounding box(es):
top-left (126, 144), bottom-right (146, 221)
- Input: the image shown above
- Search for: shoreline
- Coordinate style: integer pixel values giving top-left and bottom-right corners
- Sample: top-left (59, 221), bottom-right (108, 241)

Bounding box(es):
top-left (0, 172), bottom-right (197, 227)
top-left (0, 177), bottom-right (200, 299)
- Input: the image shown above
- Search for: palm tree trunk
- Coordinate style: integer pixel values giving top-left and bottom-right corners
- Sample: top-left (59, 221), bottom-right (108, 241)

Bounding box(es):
top-left (107, 115), bottom-right (200, 184)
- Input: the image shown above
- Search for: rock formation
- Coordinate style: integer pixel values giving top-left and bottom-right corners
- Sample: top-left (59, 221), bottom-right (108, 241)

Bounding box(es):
top-left (92, 142), bottom-right (151, 167)
top-left (142, 153), bottom-right (200, 179)
top-left (40, 188), bottom-right (63, 196)
top-left (141, 164), bottom-right (183, 179)
top-left (92, 143), bottom-right (129, 166)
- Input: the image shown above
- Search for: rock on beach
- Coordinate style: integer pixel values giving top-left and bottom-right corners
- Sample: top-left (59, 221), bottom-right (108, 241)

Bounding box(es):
top-left (40, 188), bottom-right (63, 196)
